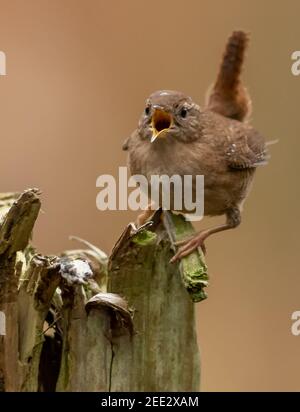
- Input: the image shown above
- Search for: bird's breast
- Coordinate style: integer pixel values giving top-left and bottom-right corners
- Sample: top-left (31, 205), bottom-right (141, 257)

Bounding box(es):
top-left (128, 138), bottom-right (254, 215)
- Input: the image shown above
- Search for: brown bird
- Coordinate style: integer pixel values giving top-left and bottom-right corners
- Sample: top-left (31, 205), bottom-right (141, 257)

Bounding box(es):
top-left (123, 31), bottom-right (268, 262)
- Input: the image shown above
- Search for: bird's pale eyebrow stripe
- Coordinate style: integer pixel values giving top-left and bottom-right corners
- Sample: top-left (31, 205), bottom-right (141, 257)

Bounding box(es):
top-left (159, 91), bottom-right (171, 96)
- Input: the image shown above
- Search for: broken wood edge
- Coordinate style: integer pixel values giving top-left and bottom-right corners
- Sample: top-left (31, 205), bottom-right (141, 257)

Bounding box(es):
top-left (86, 292), bottom-right (134, 337)
top-left (0, 188), bottom-right (41, 257)
top-left (0, 189), bottom-right (42, 391)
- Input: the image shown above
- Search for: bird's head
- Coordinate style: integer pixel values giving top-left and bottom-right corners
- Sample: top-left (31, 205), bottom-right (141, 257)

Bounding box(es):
top-left (138, 90), bottom-right (201, 144)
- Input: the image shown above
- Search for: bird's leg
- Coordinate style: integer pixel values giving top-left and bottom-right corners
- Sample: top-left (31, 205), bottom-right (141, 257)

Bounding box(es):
top-left (174, 234), bottom-right (207, 255)
top-left (136, 202), bottom-right (156, 227)
top-left (170, 207), bottom-right (241, 263)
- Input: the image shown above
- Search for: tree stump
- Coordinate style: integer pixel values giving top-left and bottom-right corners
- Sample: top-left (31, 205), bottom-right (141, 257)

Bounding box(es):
top-left (0, 189), bottom-right (208, 391)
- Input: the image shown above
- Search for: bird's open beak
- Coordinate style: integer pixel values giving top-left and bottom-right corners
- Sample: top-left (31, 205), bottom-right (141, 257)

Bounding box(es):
top-left (150, 108), bottom-right (173, 143)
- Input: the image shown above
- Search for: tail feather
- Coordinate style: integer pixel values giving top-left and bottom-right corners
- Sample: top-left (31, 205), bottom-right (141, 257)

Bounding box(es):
top-left (206, 30), bottom-right (251, 122)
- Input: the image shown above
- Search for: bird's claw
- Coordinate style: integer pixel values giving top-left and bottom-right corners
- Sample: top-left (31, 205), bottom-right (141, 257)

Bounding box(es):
top-left (170, 235), bottom-right (206, 263)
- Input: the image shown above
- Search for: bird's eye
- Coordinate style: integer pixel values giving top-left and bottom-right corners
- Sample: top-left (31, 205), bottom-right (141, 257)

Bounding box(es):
top-left (145, 106), bottom-right (151, 115)
top-left (180, 108), bottom-right (188, 118)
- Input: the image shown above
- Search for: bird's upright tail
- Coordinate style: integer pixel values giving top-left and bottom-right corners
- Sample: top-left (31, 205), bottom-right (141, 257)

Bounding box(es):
top-left (206, 30), bottom-right (251, 122)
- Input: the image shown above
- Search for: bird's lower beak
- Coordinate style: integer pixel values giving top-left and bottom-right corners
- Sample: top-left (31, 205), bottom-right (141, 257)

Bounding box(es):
top-left (150, 109), bottom-right (173, 143)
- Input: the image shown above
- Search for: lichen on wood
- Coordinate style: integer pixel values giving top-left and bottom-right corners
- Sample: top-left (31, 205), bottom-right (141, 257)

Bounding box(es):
top-left (163, 212), bottom-right (209, 302)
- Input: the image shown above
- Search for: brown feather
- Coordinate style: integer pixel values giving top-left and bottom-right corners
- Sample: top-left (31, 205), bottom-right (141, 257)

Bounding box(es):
top-left (206, 30), bottom-right (252, 122)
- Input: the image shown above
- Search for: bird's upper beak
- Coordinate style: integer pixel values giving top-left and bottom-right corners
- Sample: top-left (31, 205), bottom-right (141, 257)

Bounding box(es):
top-left (150, 106), bottom-right (173, 143)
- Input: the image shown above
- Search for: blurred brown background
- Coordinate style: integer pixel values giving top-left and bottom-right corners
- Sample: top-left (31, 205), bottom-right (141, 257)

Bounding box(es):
top-left (0, 0), bottom-right (299, 391)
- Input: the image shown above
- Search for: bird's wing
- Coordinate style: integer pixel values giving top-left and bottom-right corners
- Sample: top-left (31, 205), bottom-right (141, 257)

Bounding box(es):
top-left (122, 129), bottom-right (139, 151)
top-left (226, 126), bottom-right (268, 170)
top-left (122, 136), bottom-right (130, 151)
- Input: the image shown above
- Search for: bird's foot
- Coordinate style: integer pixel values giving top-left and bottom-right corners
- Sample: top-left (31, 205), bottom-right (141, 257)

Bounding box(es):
top-left (170, 232), bottom-right (207, 263)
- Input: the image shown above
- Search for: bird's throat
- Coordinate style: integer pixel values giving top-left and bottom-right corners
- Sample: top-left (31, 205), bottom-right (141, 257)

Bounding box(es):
top-left (151, 109), bottom-right (173, 143)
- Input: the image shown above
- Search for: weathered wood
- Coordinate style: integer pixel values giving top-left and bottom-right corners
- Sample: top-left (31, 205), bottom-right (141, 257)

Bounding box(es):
top-left (18, 255), bottom-right (61, 391)
top-left (163, 212), bottom-right (209, 302)
top-left (108, 215), bottom-right (203, 391)
top-left (0, 190), bottom-right (207, 392)
top-left (55, 251), bottom-right (132, 392)
top-left (55, 283), bottom-right (111, 392)
top-left (0, 189), bottom-right (41, 391)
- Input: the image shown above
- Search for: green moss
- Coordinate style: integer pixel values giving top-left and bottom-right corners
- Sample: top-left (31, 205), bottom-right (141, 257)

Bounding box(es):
top-left (131, 230), bottom-right (157, 246)
top-left (167, 213), bottom-right (209, 303)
